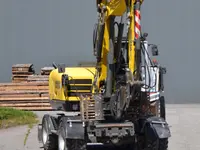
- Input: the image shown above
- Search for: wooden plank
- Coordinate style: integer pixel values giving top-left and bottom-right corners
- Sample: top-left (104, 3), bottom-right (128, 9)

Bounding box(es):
top-left (0, 82), bottom-right (48, 86)
top-left (12, 79), bottom-right (28, 82)
top-left (41, 71), bottom-right (52, 73)
top-left (27, 79), bottom-right (48, 81)
top-left (12, 76), bottom-right (29, 79)
top-left (12, 80), bottom-right (27, 83)
top-left (12, 79), bottom-right (27, 82)
top-left (0, 97), bottom-right (49, 101)
top-left (41, 69), bottom-right (53, 75)
top-left (41, 73), bottom-right (51, 75)
top-left (0, 86), bottom-right (48, 91)
top-left (12, 64), bottom-right (33, 68)
top-left (12, 70), bottom-right (34, 75)
top-left (27, 75), bottom-right (49, 82)
top-left (12, 68), bottom-right (30, 72)
top-left (12, 74), bottom-right (32, 77)
top-left (0, 103), bottom-right (51, 107)
top-left (0, 100), bottom-right (50, 103)
top-left (0, 90), bottom-right (48, 95)
top-left (41, 93), bottom-right (49, 97)
top-left (0, 94), bottom-right (41, 98)
top-left (28, 75), bottom-right (49, 78)
top-left (41, 67), bottom-right (54, 71)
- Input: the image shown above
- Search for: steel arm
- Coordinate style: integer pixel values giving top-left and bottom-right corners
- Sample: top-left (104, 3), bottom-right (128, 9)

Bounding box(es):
top-left (94, 0), bottom-right (144, 93)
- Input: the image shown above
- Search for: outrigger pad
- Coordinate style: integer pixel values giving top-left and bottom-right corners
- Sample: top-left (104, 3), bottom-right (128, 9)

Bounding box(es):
top-left (145, 116), bottom-right (171, 139)
top-left (65, 116), bottom-right (85, 139)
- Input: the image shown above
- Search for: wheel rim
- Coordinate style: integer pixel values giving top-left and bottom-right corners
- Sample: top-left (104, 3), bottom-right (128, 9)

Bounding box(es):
top-left (58, 132), bottom-right (65, 150)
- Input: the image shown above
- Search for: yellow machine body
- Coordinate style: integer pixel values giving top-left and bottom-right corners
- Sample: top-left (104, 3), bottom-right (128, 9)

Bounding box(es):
top-left (48, 67), bottom-right (95, 111)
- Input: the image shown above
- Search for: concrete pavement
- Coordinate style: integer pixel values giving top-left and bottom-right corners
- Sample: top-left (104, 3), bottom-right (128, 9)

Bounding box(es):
top-left (0, 104), bottom-right (199, 150)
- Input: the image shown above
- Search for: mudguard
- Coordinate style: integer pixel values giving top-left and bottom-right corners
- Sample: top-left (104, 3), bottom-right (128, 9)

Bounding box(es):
top-left (64, 116), bottom-right (85, 139)
top-left (143, 116), bottom-right (171, 139)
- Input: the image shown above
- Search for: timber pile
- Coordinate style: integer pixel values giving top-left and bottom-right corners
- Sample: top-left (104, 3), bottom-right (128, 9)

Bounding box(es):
top-left (0, 82), bottom-right (52, 110)
top-left (0, 63), bottom-right (54, 110)
top-left (12, 64), bottom-right (35, 83)
top-left (41, 67), bottom-right (54, 75)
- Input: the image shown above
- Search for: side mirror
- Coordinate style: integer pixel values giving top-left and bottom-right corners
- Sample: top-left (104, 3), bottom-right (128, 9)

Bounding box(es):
top-left (151, 45), bottom-right (159, 56)
top-left (143, 32), bottom-right (148, 38)
top-left (58, 63), bottom-right (66, 73)
top-left (160, 67), bottom-right (167, 74)
top-left (141, 32), bottom-right (148, 41)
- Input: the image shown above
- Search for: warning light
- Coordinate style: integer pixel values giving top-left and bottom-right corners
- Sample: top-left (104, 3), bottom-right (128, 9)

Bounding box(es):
top-left (152, 59), bottom-right (158, 65)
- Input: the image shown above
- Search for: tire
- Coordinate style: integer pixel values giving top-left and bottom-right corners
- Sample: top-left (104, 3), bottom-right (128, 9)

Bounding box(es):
top-left (41, 114), bottom-right (57, 150)
top-left (159, 96), bottom-right (166, 120)
top-left (142, 138), bottom-right (169, 150)
top-left (142, 122), bottom-right (169, 150)
top-left (58, 117), bottom-right (86, 150)
top-left (158, 138), bottom-right (168, 150)
top-left (58, 118), bottom-right (68, 150)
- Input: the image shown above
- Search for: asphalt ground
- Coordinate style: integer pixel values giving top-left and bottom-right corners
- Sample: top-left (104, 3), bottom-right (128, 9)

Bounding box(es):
top-left (0, 104), bottom-right (199, 150)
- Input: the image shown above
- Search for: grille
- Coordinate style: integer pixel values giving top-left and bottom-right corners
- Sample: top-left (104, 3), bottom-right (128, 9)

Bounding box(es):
top-left (67, 79), bottom-right (92, 97)
top-left (68, 79), bottom-right (92, 84)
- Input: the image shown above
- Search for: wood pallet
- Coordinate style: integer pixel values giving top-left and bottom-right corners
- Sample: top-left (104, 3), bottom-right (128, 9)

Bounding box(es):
top-left (0, 81), bottom-right (52, 110)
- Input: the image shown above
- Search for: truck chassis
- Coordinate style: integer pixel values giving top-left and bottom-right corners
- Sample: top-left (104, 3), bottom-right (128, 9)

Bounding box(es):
top-left (38, 95), bottom-right (170, 150)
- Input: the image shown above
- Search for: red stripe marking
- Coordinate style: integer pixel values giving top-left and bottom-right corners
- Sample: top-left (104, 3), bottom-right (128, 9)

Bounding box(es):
top-left (135, 22), bottom-right (141, 30)
top-left (135, 10), bottom-right (141, 20)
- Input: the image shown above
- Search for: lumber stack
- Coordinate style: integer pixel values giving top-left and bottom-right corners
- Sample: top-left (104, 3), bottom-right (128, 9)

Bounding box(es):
top-left (0, 82), bottom-right (52, 110)
top-left (12, 64), bottom-right (35, 83)
top-left (41, 67), bottom-right (54, 75)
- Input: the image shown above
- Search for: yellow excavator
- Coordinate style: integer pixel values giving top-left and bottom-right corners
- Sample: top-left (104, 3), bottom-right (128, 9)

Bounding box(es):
top-left (38, 1), bottom-right (171, 150)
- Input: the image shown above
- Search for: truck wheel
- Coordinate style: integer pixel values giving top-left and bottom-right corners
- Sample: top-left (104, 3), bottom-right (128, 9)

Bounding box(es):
top-left (158, 138), bottom-right (168, 150)
top-left (58, 121), bottom-right (67, 150)
top-left (142, 122), bottom-right (169, 150)
top-left (70, 139), bottom-right (86, 150)
top-left (42, 114), bottom-right (57, 150)
top-left (58, 117), bottom-right (86, 150)
top-left (159, 96), bottom-right (166, 120)
top-left (144, 138), bottom-right (169, 150)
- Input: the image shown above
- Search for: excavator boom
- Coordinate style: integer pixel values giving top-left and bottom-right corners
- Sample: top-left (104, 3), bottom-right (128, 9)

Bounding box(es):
top-left (93, 0), bottom-right (144, 93)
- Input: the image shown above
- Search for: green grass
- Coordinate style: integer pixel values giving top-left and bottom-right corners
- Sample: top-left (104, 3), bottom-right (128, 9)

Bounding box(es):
top-left (0, 107), bottom-right (38, 129)
top-left (24, 123), bottom-right (34, 146)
